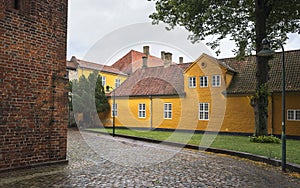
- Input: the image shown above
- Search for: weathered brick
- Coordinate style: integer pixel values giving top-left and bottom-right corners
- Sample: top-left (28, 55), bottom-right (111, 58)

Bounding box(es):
top-left (0, 0), bottom-right (68, 171)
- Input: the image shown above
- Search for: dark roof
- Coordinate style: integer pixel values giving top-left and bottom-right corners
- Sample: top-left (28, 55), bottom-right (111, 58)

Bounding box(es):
top-left (66, 56), bottom-right (128, 76)
top-left (220, 50), bottom-right (300, 94)
top-left (77, 59), bottom-right (128, 76)
top-left (111, 63), bottom-right (192, 97)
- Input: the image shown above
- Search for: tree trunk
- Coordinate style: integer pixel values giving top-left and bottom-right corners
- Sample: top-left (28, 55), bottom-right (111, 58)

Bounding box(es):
top-left (254, 0), bottom-right (269, 136)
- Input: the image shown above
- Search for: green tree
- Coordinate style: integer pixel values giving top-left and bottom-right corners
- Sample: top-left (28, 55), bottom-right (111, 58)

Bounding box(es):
top-left (70, 71), bottom-right (110, 127)
top-left (149, 0), bottom-right (300, 136)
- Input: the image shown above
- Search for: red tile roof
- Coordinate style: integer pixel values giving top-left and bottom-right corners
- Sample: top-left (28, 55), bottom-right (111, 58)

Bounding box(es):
top-left (110, 63), bottom-right (192, 97)
top-left (220, 50), bottom-right (300, 94)
top-left (111, 50), bottom-right (168, 75)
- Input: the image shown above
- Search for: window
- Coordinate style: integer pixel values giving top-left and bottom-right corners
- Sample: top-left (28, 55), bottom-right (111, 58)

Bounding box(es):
top-left (138, 104), bottom-right (146, 118)
top-left (212, 75), bottom-right (221, 87)
top-left (115, 78), bottom-right (121, 88)
top-left (200, 76), bottom-right (208, 87)
top-left (102, 76), bottom-right (106, 87)
top-left (112, 103), bottom-right (117, 117)
top-left (188, 77), bottom-right (196, 88)
top-left (199, 103), bottom-right (209, 120)
top-left (164, 103), bottom-right (172, 119)
top-left (287, 109), bottom-right (300, 121)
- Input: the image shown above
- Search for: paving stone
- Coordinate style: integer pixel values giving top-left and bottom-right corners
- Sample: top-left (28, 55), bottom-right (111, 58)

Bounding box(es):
top-left (0, 128), bottom-right (299, 187)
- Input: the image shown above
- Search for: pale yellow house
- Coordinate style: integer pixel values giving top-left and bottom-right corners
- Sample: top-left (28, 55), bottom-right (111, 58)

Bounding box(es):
top-left (106, 50), bottom-right (300, 137)
top-left (66, 56), bottom-right (128, 90)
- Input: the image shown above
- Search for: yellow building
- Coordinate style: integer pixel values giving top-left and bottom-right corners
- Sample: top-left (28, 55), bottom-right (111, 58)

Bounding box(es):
top-left (66, 56), bottom-right (128, 91)
top-left (106, 50), bottom-right (300, 137)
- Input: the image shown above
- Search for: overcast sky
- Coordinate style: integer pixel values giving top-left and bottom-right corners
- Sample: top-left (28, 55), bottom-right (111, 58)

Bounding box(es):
top-left (67, 0), bottom-right (300, 64)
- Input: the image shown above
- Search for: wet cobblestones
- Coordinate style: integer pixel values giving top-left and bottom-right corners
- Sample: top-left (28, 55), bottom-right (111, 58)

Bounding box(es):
top-left (0, 129), bottom-right (299, 187)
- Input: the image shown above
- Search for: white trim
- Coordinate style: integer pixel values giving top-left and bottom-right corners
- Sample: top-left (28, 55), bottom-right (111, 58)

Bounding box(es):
top-left (199, 102), bottom-right (209, 120)
top-left (188, 76), bottom-right (196, 88)
top-left (111, 103), bottom-right (118, 117)
top-left (200, 76), bottom-right (208, 88)
top-left (102, 76), bottom-right (106, 87)
top-left (287, 109), bottom-right (300, 121)
top-left (164, 103), bottom-right (172, 119)
top-left (212, 75), bottom-right (221, 87)
top-left (138, 103), bottom-right (146, 118)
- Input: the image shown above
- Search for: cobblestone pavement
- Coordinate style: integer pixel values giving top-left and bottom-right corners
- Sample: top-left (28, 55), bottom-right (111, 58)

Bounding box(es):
top-left (0, 129), bottom-right (299, 187)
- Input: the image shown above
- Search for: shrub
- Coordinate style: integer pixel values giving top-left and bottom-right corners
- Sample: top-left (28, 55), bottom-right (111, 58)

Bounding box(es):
top-left (250, 135), bottom-right (281, 144)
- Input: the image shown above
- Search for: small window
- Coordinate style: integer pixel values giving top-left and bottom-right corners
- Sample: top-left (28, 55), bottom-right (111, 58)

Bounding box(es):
top-left (102, 76), bottom-right (106, 87)
top-left (188, 77), bottom-right (196, 88)
top-left (112, 103), bottom-right (118, 117)
top-left (115, 78), bottom-right (121, 88)
top-left (164, 103), bottom-right (172, 119)
top-left (138, 104), bottom-right (146, 118)
top-left (199, 103), bottom-right (209, 120)
top-left (200, 76), bottom-right (208, 87)
top-left (287, 109), bottom-right (300, 121)
top-left (212, 75), bottom-right (221, 87)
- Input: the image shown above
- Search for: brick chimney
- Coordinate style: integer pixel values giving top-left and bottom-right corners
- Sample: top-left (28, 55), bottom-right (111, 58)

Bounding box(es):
top-left (179, 57), bottom-right (183, 64)
top-left (143, 46), bottom-right (150, 56)
top-left (142, 56), bottom-right (148, 69)
top-left (161, 51), bottom-right (165, 61)
top-left (164, 52), bottom-right (172, 68)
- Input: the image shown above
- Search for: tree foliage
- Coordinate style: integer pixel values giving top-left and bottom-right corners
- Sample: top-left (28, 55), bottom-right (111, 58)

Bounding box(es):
top-left (149, 0), bottom-right (300, 136)
top-left (70, 71), bottom-right (110, 126)
top-left (149, 0), bottom-right (300, 55)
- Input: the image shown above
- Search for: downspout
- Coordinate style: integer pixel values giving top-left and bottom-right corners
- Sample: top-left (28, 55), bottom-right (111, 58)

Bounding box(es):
top-left (149, 95), bottom-right (153, 130)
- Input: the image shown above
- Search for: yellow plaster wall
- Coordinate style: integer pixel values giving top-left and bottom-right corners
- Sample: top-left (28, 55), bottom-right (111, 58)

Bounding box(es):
top-left (77, 68), bottom-right (127, 91)
top-left (183, 55), bottom-right (228, 132)
top-left (221, 96), bottom-right (255, 133)
top-left (272, 93), bottom-right (300, 136)
top-left (106, 97), bottom-right (151, 128)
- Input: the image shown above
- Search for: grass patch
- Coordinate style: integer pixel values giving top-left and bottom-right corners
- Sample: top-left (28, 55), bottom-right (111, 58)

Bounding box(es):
top-left (85, 128), bottom-right (300, 164)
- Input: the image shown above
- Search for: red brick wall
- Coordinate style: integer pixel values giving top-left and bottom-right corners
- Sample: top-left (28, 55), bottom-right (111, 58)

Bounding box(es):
top-left (0, 0), bottom-right (68, 171)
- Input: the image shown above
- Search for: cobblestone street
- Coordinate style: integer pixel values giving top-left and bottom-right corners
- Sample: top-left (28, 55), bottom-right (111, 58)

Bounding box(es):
top-left (0, 128), bottom-right (299, 187)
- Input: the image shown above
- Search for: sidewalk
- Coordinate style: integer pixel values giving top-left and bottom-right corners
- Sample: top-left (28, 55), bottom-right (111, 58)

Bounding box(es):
top-left (0, 128), bottom-right (299, 187)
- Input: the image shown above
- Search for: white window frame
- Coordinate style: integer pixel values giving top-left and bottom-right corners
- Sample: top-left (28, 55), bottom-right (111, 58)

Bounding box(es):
top-left (287, 109), bottom-right (300, 121)
top-left (112, 103), bottom-right (117, 117)
top-left (138, 104), bottom-right (146, 118)
top-left (164, 103), bottom-right (172, 119)
top-left (200, 76), bottom-right (208, 88)
top-left (188, 76), bottom-right (196, 88)
top-left (199, 103), bottom-right (209, 120)
top-left (102, 76), bottom-right (106, 87)
top-left (115, 78), bottom-right (121, 88)
top-left (212, 75), bottom-right (221, 87)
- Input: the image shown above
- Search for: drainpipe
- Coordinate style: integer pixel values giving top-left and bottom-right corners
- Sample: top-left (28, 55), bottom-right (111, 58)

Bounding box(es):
top-left (149, 95), bottom-right (153, 129)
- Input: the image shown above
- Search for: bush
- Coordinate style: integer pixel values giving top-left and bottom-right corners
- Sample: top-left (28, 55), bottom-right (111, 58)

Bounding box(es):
top-left (250, 135), bottom-right (281, 144)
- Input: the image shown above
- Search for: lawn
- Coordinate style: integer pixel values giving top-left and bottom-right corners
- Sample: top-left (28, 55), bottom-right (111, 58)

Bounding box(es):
top-left (85, 128), bottom-right (300, 164)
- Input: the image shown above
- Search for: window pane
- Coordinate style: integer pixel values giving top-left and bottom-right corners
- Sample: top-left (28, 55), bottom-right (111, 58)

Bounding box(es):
top-left (287, 110), bottom-right (294, 120)
top-left (296, 110), bottom-right (300, 120)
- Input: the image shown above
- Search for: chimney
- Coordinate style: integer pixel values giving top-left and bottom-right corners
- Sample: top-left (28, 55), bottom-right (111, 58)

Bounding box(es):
top-left (164, 52), bottom-right (172, 68)
top-left (179, 57), bottom-right (183, 64)
top-left (70, 56), bottom-right (77, 63)
top-left (142, 56), bottom-right (148, 69)
top-left (161, 51), bottom-right (165, 61)
top-left (143, 46), bottom-right (150, 56)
